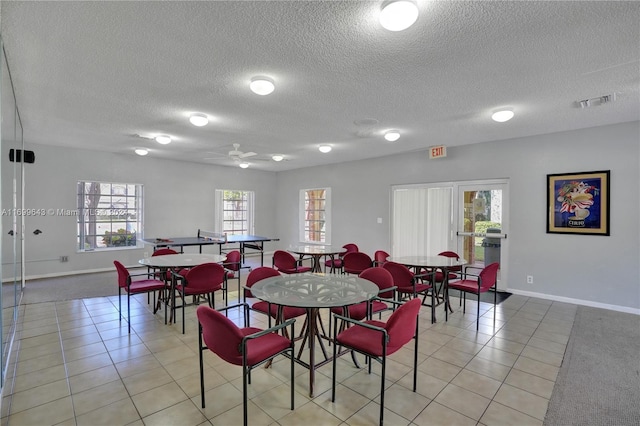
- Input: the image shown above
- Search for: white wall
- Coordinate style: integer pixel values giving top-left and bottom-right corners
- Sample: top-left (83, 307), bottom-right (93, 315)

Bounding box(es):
top-left (275, 122), bottom-right (640, 312)
top-left (16, 144), bottom-right (277, 277)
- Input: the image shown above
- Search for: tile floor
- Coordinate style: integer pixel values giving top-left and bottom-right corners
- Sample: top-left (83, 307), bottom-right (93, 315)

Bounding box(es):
top-left (1, 270), bottom-right (577, 426)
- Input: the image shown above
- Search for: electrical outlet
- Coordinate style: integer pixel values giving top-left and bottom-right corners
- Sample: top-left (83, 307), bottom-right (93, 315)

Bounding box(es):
top-left (60, 256), bottom-right (68, 262)
top-left (144, 252), bottom-right (149, 258)
top-left (527, 275), bottom-right (533, 284)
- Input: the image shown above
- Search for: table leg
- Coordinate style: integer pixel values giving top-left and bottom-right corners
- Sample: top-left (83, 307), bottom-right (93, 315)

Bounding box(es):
top-left (308, 308), bottom-right (317, 397)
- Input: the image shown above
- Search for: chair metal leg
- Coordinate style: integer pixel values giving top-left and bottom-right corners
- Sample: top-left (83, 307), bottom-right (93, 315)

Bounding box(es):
top-left (476, 292), bottom-right (480, 330)
top-left (199, 323), bottom-right (206, 408)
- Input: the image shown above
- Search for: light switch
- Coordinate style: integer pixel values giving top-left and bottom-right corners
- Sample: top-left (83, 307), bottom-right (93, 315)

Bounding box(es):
top-left (377, 217), bottom-right (383, 224)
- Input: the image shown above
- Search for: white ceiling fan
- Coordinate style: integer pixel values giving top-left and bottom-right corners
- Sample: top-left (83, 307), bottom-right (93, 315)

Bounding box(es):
top-left (228, 143), bottom-right (256, 159)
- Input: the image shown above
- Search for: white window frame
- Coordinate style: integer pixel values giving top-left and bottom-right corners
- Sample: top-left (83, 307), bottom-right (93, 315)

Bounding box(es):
top-left (214, 189), bottom-right (255, 236)
top-left (77, 181), bottom-right (144, 252)
top-left (299, 187), bottom-right (331, 245)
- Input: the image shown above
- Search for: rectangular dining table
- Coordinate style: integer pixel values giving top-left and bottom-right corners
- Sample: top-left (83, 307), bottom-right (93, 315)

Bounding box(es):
top-left (250, 272), bottom-right (378, 397)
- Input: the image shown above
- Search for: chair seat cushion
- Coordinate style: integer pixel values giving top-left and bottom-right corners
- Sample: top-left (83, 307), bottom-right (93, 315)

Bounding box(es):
top-left (448, 279), bottom-right (482, 294)
top-left (325, 259), bottom-right (343, 267)
top-left (279, 266), bottom-right (312, 274)
top-left (240, 327), bottom-right (292, 366)
top-left (252, 301), bottom-right (306, 320)
top-left (331, 301), bottom-right (388, 321)
top-left (127, 279), bottom-right (166, 294)
top-left (396, 283), bottom-right (431, 294)
top-left (336, 319), bottom-right (403, 357)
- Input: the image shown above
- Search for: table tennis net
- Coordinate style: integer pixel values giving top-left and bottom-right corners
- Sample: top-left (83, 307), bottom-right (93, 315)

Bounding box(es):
top-left (197, 230), bottom-right (227, 242)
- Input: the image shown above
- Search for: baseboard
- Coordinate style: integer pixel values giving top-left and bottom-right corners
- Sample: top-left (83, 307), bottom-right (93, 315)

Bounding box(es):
top-left (509, 288), bottom-right (640, 315)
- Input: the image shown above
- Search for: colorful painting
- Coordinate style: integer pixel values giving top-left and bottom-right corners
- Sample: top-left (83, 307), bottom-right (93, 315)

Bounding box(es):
top-left (547, 170), bottom-right (610, 235)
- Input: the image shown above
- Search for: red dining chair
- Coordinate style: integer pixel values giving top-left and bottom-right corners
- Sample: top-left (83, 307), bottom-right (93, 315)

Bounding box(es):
top-left (245, 267), bottom-right (307, 330)
top-left (223, 250), bottom-right (246, 303)
top-left (373, 250), bottom-right (390, 267)
top-left (114, 260), bottom-right (167, 333)
top-left (197, 304), bottom-right (295, 426)
top-left (272, 250), bottom-right (312, 274)
top-left (330, 267), bottom-right (396, 331)
top-left (172, 262), bottom-right (226, 333)
top-left (448, 262), bottom-right (500, 330)
top-left (383, 261), bottom-right (436, 323)
top-left (331, 298), bottom-right (421, 426)
top-left (325, 243), bottom-right (358, 273)
top-left (342, 252), bottom-right (373, 275)
top-left (432, 250), bottom-right (463, 283)
top-left (148, 248), bottom-right (178, 303)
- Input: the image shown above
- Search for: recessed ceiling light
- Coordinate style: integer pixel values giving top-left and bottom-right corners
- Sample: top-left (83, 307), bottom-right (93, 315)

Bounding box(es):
top-left (319, 145), bottom-right (332, 153)
top-left (239, 162), bottom-right (250, 168)
top-left (134, 148), bottom-right (149, 156)
top-left (250, 77), bottom-right (275, 96)
top-left (189, 113), bottom-right (209, 127)
top-left (380, 0), bottom-right (419, 32)
top-left (384, 130), bottom-right (401, 142)
top-left (491, 109), bottom-right (515, 123)
top-left (272, 154), bottom-right (284, 162)
top-left (155, 135), bottom-right (172, 144)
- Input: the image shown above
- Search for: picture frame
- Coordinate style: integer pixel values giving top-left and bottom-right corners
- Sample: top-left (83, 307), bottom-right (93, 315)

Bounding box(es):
top-left (547, 170), bottom-right (610, 235)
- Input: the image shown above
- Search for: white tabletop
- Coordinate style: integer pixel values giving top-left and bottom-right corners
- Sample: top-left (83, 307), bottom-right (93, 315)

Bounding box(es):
top-left (251, 273), bottom-right (378, 309)
top-left (386, 255), bottom-right (466, 268)
top-left (138, 253), bottom-right (226, 268)
top-left (288, 245), bottom-right (347, 255)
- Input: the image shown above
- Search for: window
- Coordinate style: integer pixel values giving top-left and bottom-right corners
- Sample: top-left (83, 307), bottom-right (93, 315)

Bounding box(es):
top-left (300, 187), bottom-right (331, 244)
top-left (214, 190), bottom-right (254, 236)
top-left (77, 181), bottom-right (143, 251)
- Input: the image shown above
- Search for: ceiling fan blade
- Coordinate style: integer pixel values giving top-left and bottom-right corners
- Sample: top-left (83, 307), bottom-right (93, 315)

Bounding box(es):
top-left (239, 151), bottom-right (257, 158)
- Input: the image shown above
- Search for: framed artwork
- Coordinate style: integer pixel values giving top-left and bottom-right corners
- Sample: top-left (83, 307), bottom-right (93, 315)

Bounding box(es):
top-left (547, 170), bottom-right (610, 235)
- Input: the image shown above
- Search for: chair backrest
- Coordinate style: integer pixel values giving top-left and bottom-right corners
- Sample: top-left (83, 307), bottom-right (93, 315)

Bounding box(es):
top-left (197, 305), bottom-right (245, 366)
top-left (479, 262), bottom-right (500, 291)
top-left (223, 250), bottom-right (241, 272)
top-left (359, 267), bottom-right (395, 299)
top-left (341, 243), bottom-right (359, 258)
top-left (183, 263), bottom-right (226, 292)
top-left (113, 260), bottom-right (129, 288)
top-left (152, 248), bottom-right (178, 256)
top-left (438, 250), bottom-right (462, 271)
top-left (374, 250), bottom-right (390, 266)
top-left (382, 261), bottom-right (414, 288)
top-left (343, 252), bottom-right (373, 274)
top-left (273, 250), bottom-right (297, 271)
top-left (384, 298), bottom-right (421, 352)
top-left (245, 266), bottom-right (280, 297)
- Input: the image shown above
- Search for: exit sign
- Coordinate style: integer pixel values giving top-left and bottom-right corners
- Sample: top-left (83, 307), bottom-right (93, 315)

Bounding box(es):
top-left (429, 145), bottom-right (447, 159)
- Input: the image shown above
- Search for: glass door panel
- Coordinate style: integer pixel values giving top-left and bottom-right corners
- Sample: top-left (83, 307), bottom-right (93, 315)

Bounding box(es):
top-left (456, 181), bottom-right (508, 290)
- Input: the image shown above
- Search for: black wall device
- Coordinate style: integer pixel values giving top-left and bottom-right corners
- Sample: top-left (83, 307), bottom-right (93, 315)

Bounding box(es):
top-left (9, 149), bottom-right (35, 164)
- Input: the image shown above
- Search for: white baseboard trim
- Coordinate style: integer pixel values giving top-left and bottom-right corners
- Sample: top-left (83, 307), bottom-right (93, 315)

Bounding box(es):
top-left (508, 288), bottom-right (640, 316)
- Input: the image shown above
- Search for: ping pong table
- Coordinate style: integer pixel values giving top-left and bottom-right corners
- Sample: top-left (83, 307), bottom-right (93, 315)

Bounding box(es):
top-left (143, 230), bottom-right (279, 266)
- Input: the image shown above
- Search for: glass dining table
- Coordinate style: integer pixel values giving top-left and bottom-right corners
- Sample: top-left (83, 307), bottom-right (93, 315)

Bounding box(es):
top-left (138, 253), bottom-right (227, 324)
top-left (287, 245), bottom-right (347, 273)
top-left (386, 255), bottom-right (467, 321)
top-left (250, 272), bottom-right (378, 397)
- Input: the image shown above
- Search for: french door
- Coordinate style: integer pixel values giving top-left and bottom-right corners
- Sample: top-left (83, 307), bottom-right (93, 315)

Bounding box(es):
top-left (455, 180), bottom-right (508, 290)
top-left (391, 179), bottom-right (509, 290)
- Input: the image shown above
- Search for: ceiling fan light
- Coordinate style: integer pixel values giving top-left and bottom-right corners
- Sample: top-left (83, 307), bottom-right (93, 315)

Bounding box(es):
top-left (239, 162), bottom-right (250, 168)
top-left (491, 109), bottom-right (515, 122)
top-left (380, 0), bottom-right (419, 32)
top-left (319, 145), bottom-right (332, 153)
top-left (189, 113), bottom-right (209, 127)
top-left (134, 148), bottom-right (149, 156)
top-left (384, 130), bottom-right (401, 142)
top-left (250, 77), bottom-right (275, 95)
top-left (272, 154), bottom-right (284, 162)
top-left (155, 135), bottom-right (172, 144)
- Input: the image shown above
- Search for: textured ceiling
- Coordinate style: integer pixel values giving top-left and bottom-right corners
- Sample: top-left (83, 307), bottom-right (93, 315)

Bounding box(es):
top-left (1, 1), bottom-right (639, 171)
